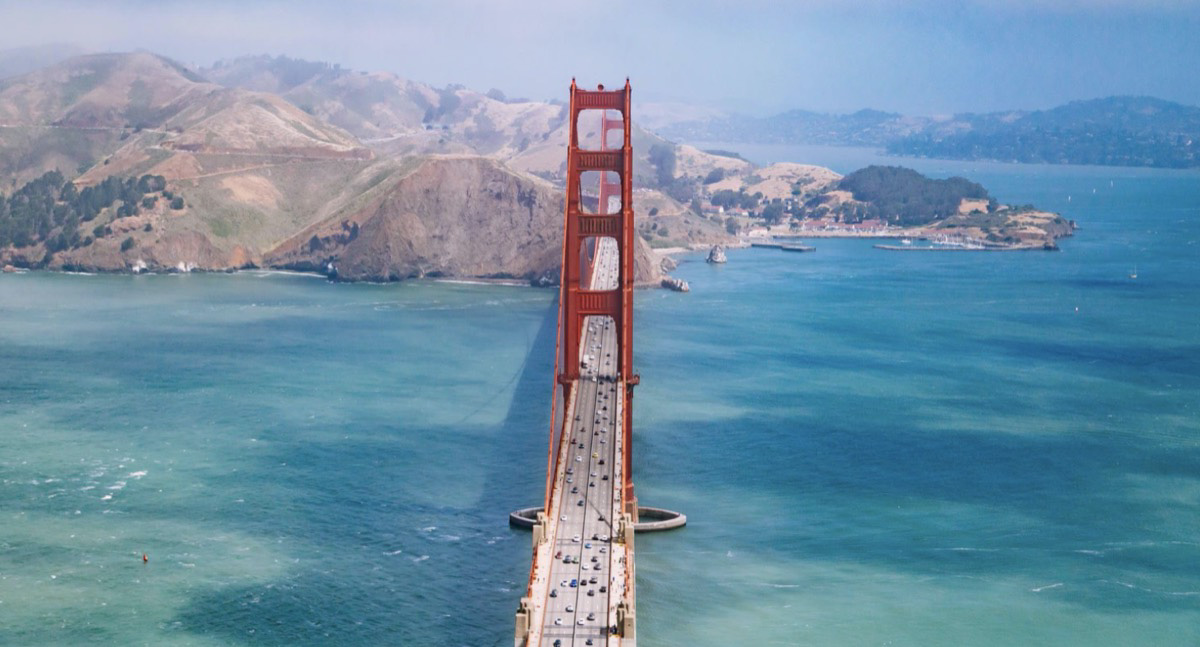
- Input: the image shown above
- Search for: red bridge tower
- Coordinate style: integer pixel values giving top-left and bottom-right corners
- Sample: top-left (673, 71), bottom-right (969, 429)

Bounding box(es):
top-left (555, 79), bottom-right (639, 516)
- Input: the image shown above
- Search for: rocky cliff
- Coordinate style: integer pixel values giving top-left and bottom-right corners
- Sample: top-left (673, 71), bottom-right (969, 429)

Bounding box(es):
top-left (265, 156), bottom-right (662, 285)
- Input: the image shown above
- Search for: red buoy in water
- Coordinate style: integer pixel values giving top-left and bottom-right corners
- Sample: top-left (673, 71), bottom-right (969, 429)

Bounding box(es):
top-left (142, 553), bottom-right (148, 563)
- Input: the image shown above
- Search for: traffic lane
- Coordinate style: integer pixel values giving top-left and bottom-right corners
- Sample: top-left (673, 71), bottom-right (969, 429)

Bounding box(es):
top-left (542, 351), bottom-right (597, 633)
top-left (538, 242), bottom-right (622, 645)
top-left (542, 341), bottom-right (615, 641)
top-left (559, 351), bottom-right (618, 636)
top-left (544, 380), bottom-right (598, 619)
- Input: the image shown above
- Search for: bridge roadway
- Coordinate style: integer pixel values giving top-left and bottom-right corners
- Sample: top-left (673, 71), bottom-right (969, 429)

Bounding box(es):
top-left (527, 238), bottom-right (630, 647)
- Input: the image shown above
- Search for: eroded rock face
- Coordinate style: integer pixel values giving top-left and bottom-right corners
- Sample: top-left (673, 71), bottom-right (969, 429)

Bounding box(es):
top-left (706, 244), bottom-right (727, 264)
top-left (661, 277), bottom-right (690, 292)
top-left (267, 156), bottom-right (665, 285)
top-left (265, 156), bottom-right (559, 281)
top-left (338, 158), bottom-right (562, 281)
top-left (632, 236), bottom-right (664, 286)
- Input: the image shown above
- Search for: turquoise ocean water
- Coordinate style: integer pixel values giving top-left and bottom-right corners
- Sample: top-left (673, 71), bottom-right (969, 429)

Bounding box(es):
top-left (2, 147), bottom-right (1198, 645)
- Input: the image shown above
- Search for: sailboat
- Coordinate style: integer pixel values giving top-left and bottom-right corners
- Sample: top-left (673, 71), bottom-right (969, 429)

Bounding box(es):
top-left (1129, 265), bottom-right (1138, 280)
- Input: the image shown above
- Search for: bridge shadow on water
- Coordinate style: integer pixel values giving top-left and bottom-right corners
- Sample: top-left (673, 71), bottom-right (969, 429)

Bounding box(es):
top-left (171, 298), bottom-right (560, 646)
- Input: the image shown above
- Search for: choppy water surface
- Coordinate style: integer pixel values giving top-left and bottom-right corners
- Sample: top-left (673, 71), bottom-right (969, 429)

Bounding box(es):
top-left (2, 153), bottom-right (1198, 645)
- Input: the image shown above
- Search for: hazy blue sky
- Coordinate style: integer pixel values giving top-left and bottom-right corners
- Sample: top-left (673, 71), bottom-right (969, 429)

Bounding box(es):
top-left (1, 0), bottom-right (1198, 115)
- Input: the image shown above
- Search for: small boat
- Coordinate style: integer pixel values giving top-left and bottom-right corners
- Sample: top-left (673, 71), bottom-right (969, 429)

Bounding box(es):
top-left (900, 238), bottom-right (912, 245)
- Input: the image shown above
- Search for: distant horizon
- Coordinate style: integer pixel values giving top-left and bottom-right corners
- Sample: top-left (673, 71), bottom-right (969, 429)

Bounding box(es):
top-left (4, 43), bottom-right (1199, 123)
top-left (1, 0), bottom-right (1198, 116)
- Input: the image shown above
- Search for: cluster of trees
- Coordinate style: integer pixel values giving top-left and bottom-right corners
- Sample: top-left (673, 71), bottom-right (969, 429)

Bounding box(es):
top-left (210, 55), bottom-right (343, 92)
top-left (760, 201), bottom-right (787, 225)
top-left (705, 189), bottom-right (800, 226)
top-left (831, 165), bottom-right (993, 226)
top-left (647, 143), bottom-right (700, 202)
top-left (702, 149), bottom-right (746, 161)
top-left (423, 85), bottom-right (464, 123)
top-left (0, 171), bottom-right (179, 252)
top-left (648, 143), bottom-right (676, 187)
top-left (709, 188), bottom-right (761, 211)
top-left (271, 56), bottom-right (342, 90)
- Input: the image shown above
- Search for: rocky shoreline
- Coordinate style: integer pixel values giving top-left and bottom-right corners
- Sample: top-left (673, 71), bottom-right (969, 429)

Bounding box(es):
top-left (661, 277), bottom-right (690, 292)
top-left (0, 261), bottom-right (684, 289)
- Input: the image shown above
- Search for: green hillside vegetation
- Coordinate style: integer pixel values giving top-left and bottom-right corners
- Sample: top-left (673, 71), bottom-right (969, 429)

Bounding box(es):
top-left (709, 188), bottom-right (761, 210)
top-left (0, 170), bottom-right (176, 255)
top-left (831, 165), bottom-right (994, 225)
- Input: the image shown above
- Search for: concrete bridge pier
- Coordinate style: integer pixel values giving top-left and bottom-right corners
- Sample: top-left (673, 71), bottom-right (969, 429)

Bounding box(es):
top-left (515, 598), bottom-right (531, 643)
top-left (617, 601), bottom-right (635, 640)
top-left (509, 506), bottom-right (686, 533)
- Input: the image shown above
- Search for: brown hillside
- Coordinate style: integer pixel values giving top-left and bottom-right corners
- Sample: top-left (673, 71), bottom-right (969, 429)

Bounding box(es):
top-left (265, 155), bottom-right (662, 285)
top-left (200, 57), bottom-right (740, 199)
top-left (0, 51), bottom-right (212, 128)
top-left (2, 52), bottom-right (677, 286)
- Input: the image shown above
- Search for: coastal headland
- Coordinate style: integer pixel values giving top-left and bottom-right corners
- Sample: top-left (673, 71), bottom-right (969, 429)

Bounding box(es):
top-left (0, 52), bottom-right (1071, 285)
top-left (701, 164), bottom-right (1074, 252)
